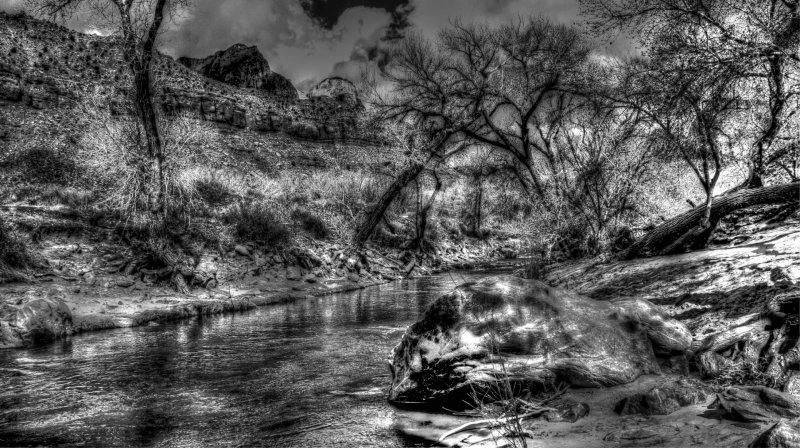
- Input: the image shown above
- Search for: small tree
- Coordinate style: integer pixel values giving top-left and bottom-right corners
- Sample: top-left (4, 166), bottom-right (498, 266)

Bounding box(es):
top-left (30, 0), bottom-right (189, 218)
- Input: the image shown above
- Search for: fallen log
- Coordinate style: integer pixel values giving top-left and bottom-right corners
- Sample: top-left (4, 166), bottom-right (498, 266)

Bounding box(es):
top-left (624, 182), bottom-right (800, 259)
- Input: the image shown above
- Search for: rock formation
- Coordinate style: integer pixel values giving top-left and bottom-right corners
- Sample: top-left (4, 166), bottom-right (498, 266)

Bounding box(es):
top-left (387, 275), bottom-right (691, 405)
top-left (307, 76), bottom-right (359, 104)
top-left (178, 43), bottom-right (297, 98)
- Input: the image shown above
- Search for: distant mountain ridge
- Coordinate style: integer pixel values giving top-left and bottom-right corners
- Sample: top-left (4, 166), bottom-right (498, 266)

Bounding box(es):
top-left (178, 44), bottom-right (297, 98)
top-left (0, 11), bottom-right (371, 144)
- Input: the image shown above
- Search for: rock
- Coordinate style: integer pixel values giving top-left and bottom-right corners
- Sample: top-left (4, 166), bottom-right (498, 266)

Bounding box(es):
top-left (307, 76), bottom-right (359, 104)
top-left (716, 386), bottom-right (800, 423)
top-left (387, 276), bottom-right (672, 405)
top-left (178, 43), bottom-right (297, 98)
top-left (303, 274), bottom-right (318, 283)
top-left (603, 429), bottom-right (666, 446)
top-left (785, 373), bottom-right (800, 397)
top-left (0, 296), bottom-right (73, 348)
top-left (286, 266), bottom-right (302, 281)
top-left (234, 245), bottom-right (250, 257)
top-left (614, 379), bottom-right (707, 416)
top-left (749, 420), bottom-right (800, 448)
top-left (346, 273), bottom-right (360, 283)
top-left (116, 278), bottom-right (134, 288)
top-left (697, 351), bottom-right (735, 379)
top-left (544, 401), bottom-right (590, 423)
top-left (771, 267), bottom-right (792, 284)
top-left (612, 298), bottom-right (692, 355)
top-left (0, 62), bottom-right (23, 102)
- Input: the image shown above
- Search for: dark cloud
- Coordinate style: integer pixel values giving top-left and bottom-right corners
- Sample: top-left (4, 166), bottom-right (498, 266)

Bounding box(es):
top-left (299, 0), bottom-right (409, 29)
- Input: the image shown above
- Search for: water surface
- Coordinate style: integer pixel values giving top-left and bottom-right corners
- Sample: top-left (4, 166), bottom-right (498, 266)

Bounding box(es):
top-left (0, 270), bottom-right (498, 447)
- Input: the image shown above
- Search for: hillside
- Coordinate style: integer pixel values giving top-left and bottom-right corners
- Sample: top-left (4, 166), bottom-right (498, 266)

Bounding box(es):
top-left (0, 10), bottom-right (368, 144)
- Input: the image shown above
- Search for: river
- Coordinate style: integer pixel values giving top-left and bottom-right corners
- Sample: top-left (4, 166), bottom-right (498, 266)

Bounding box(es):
top-left (0, 269), bottom-right (505, 447)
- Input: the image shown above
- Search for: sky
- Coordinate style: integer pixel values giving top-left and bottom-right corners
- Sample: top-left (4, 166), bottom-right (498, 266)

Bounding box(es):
top-left (0, 0), bottom-right (624, 90)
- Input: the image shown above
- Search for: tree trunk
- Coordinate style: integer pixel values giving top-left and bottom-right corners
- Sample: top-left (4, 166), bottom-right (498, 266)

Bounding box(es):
top-left (354, 162), bottom-right (425, 245)
top-left (412, 172), bottom-right (442, 250)
top-left (624, 182), bottom-right (800, 259)
top-left (132, 66), bottom-right (166, 217)
top-left (472, 179), bottom-right (483, 236)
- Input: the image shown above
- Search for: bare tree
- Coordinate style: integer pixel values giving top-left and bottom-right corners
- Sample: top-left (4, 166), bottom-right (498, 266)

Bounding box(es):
top-left (605, 51), bottom-right (744, 249)
top-left (357, 18), bottom-right (591, 245)
top-left (582, 0), bottom-right (800, 188)
top-left (30, 0), bottom-right (188, 218)
top-left (550, 104), bottom-right (655, 252)
top-left (375, 19), bottom-right (591, 194)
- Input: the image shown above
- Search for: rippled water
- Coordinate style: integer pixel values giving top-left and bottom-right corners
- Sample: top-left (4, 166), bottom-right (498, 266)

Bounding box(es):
top-left (0, 270), bottom-right (497, 447)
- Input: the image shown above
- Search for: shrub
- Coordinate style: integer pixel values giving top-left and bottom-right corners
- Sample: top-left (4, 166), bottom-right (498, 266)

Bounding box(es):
top-left (39, 186), bottom-right (94, 209)
top-left (194, 173), bottom-right (233, 205)
top-left (17, 147), bottom-right (77, 183)
top-left (291, 208), bottom-right (329, 239)
top-left (0, 221), bottom-right (35, 279)
top-left (224, 201), bottom-right (289, 245)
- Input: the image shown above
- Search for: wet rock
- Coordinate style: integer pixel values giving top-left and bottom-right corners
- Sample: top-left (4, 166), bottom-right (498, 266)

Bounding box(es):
top-left (749, 420), bottom-right (800, 448)
top-left (116, 278), bottom-right (134, 288)
top-left (286, 266), bottom-right (302, 281)
top-left (615, 379), bottom-right (707, 416)
top-left (0, 295), bottom-right (73, 348)
top-left (544, 401), bottom-right (590, 423)
top-left (388, 276), bottom-right (673, 405)
top-left (716, 386), bottom-right (800, 423)
top-left (603, 428), bottom-right (666, 446)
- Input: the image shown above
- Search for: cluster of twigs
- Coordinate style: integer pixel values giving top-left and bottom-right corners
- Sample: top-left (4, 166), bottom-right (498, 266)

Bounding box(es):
top-left (440, 381), bottom-right (569, 447)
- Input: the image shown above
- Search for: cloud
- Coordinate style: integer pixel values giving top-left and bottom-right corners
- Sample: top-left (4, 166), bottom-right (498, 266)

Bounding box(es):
top-left (0, 0), bottom-right (24, 13)
top-left (159, 0), bottom-right (393, 88)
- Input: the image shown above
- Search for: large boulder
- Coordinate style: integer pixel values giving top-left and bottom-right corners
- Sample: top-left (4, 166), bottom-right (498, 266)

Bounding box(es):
top-left (387, 276), bottom-right (690, 405)
top-left (0, 295), bottom-right (73, 348)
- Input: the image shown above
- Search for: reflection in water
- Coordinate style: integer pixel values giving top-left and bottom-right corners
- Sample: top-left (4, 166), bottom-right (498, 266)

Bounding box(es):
top-left (0, 272), bottom-right (492, 447)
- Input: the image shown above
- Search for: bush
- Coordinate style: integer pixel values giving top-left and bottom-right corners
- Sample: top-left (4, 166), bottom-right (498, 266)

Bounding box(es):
top-left (17, 147), bottom-right (77, 183)
top-left (0, 221), bottom-right (35, 278)
top-left (39, 186), bottom-right (94, 209)
top-left (224, 201), bottom-right (289, 245)
top-left (291, 208), bottom-right (329, 239)
top-left (194, 174), bottom-right (234, 205)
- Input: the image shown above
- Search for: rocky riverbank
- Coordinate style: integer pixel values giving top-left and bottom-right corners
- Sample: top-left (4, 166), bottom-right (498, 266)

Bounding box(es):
top-left (0, 207), bottom-right (524, 349)
top-left (387, 215), bottom-right (800, 447)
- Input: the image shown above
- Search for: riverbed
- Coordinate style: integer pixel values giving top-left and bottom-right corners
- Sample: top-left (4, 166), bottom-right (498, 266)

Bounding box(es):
top-left (0, 270), bottom-right (497, 447)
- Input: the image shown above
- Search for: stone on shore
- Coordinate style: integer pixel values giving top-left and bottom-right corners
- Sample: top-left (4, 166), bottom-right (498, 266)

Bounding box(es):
top-left (0, 295), bottom-right (73, 348)
top-left (614, 379), bottom-right (707, 416)
top-left (716, 386), bottom-right (800, 423)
